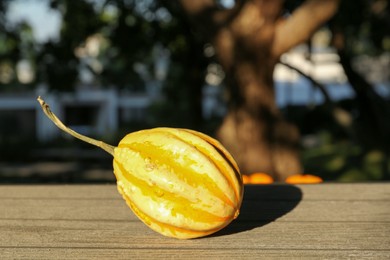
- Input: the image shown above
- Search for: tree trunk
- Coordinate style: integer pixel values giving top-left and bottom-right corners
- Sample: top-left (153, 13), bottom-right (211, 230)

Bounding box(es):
top-left (217, 105), bottom-right (302, 179)
top-left (214, 38), bottom-right (301, 179)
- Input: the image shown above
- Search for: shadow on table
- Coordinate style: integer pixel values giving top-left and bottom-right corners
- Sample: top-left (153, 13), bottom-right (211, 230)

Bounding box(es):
top-left (213, 184), bottom-right (302, 237)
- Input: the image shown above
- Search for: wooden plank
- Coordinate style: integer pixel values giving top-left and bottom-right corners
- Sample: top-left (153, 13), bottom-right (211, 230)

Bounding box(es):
top-left (1, 183), bottom-right (389, 200)
top-left (1, 197), bottom-right (389, 222)
top-left (0, 219), bottom-right (389, 249)
top-left (1, 185), bottom-right (389, 222)
top-left (0, 184), bottom-right (389, 259)
top-left (243, 183), bottom-right (390, 201)
top-left (1, 248), bottom-right (390, 260)
top-left (0, 185), bottom-right (120, 199)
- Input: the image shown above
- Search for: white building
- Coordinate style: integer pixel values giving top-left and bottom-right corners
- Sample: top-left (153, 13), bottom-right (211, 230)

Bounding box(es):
top-left (0, 88), bottom-right (155, 142)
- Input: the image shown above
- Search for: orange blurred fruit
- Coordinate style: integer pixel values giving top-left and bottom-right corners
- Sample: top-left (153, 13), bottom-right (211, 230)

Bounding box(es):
top-left (244, 172), bottom-right (274, 184)
top-left (285, 174), bottom-right (323, 184)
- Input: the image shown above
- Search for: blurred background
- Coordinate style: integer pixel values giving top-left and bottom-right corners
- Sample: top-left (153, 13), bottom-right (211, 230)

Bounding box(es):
top-left (0, 0), bottom-right (389, 183)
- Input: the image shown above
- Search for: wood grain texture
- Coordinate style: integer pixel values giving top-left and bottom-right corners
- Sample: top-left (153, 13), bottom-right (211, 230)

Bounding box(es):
top-left (0, 183), bottom-right (389, 259)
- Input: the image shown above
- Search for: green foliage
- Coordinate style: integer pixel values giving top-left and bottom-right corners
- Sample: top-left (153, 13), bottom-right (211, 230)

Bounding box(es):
top-left (1, 0), bottom-right (189, 91)
top-left (0, 2), bottom-right (35, 89)
top-left (302, 131), bottom-right (389, 181)
top-left (34, 0), bottom-right (103, 91)
top-left (332, 0), bottom-right (390, 55)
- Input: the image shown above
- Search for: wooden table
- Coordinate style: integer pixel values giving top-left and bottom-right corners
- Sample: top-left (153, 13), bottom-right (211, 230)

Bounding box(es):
top-left (1, 183), bottom-right (389, 259)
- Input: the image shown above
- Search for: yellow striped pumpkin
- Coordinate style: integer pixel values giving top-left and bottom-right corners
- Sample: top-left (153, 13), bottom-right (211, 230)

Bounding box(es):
top-left (114, 128), bottom-right (243, 239)
top-left (37, 97), bottom-right (244, 239)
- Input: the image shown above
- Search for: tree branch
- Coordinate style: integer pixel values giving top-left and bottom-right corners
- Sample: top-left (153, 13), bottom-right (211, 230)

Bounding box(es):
top-left (272, 0), bottom-right (340, 57)
top-left (279, 61), bottom-right (332, 105)
top-left (279, 61), bottom-right (355, 136)
top-left (175, 0), bottom-right (244, 38)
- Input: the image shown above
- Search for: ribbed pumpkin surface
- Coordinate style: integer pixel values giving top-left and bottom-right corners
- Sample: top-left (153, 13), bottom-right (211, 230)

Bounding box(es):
top-left (113, 128), bottom-right (243, 239)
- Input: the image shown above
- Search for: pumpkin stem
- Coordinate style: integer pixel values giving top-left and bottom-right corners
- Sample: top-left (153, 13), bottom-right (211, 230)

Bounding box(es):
top-left (37, 96), bottom-right (115, 156)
